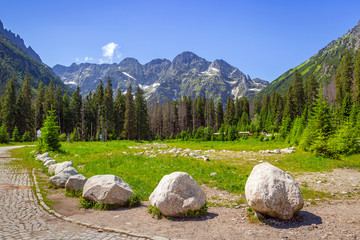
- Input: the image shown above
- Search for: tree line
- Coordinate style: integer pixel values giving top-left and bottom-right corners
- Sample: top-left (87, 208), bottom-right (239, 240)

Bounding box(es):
top-left (1, 49), bottom-right (360, 156)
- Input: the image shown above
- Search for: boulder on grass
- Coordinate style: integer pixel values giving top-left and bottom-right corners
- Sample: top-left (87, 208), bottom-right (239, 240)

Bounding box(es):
top-left (36, 153), bottom-right (49, 161)
top-left (48, 164), bottom-right (58, 175)
top-left (82, 175), bottom-right (134, 205)
top-left (65, 174), bottom-right (87, 192)
top-left (49, 167), bottom-right (78, 187)
top-left (149, 172), bottom-right (206, 217)
top-left (245, 162), bottom-right (304, 220)
top-left (54, 161), bottom-right (73, 175)
top-left (44, 160), bottom-right (57, 167)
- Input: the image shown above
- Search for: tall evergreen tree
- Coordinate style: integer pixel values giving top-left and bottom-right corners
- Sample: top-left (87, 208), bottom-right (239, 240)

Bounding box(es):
top-left (70, 85), bottom-right (82, 132)
top-left (1, 77), bottom-right (17, 137)
top-left (35, 82), bottom-right (45, 130)
top-left (124, 85), bottom-right (135, 140)
top-left (134, 86), bottom-right (149, 140)
top-left (216, 102), bottom-right (224, 129)
top-left (16, 73), bottom-right (33, 135)
top-left (336, 50), bottom-right (353, 106)
top-left (114, 89), bottom-right (126, 140)
top-left (224, 96), bottom-right (235, 126)
top-left (354, 49), bottom-right (360, 102)
top-left (103, 76), bottom-right (114, 141)
top-left (62, 91), bottom-right (71, 134)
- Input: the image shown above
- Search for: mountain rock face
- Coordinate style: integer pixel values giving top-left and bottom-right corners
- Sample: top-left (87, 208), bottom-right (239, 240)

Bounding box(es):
top-left (53, 51), bottom-right (268, 103)
top-left (0, 20), bottom-right (68, 94)
top-left (256, 20), bottom-right (360, 99)
top-left (0, 20), bottom-right (42, 63)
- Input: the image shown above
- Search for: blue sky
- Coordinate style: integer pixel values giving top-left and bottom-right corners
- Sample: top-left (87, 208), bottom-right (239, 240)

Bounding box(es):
top-left (1, 0), bottom-right (360, 82)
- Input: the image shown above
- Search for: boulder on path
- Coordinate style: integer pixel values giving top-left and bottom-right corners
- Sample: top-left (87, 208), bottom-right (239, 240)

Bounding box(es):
top-left (49, 167), bottom-right (79, 187)
top-left (82, 175), bottom-right (134, 205)
top-left (48, 163), bottom-right (58, 175)
top-left (245, 162), bottom-right (304, 220)
top-left (149, 172), bottom-right (206, 217)
top-left (65, 174), bottom-right (87, 192)
top-left (54, 161), bottom-right (73, 175)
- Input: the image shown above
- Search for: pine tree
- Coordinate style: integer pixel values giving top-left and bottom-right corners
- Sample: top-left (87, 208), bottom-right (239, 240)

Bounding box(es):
top-left (62, 91), bottom-right (71, 134)
top-left (94, 80), bottom-right (104, 141)
top-left (40, 107), bottom-right (61, 152)
top-left (70, 85), bottom-right (82, 132)
top-left (354, 49), bottom-right (360, 102)
top-left (114, 88), bottom-right (126, 140)
top-left (0, 124), bottom-right (8, 143)
top-left (124, 85), bottom-right (135, 140)
top-left (215, 102), bottom-right (224, 130)
top-left (21, 131), bottom-right (31, 142)
top-left (1, 77), bottom-right (17, 138)
top-left (336, 50), bottom-right (353, 106)
top-left (224, 96), bottom-right (235, 126)
top-left (291, 70), bottom-right (305, 117)
top-left (43, 80), bottom-right (56, 115)
top-left (134, 86), bottom-right (149, 140)
top-left (35, 82), bottom-right (45, 130)
top-left (16, 73), bottom-right (33, 135)
top-left (103, 76), bottom-right (114, 141)
top-left (11, 126), bottom-right (21, 142)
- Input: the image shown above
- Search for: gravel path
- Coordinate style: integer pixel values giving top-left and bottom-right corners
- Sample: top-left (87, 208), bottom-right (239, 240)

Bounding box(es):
top-left (0, 146), bottom-right (138, 240)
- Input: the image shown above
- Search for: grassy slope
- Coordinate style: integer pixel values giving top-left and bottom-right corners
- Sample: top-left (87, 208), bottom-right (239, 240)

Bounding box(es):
top-left (10, 140), bottom-right (360, 201)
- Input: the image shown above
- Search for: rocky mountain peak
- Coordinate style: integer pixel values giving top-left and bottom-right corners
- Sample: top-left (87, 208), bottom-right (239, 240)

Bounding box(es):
top-left (119, 57), bottom-right (141, 67)
top-left (0, 19), bottom-right (42, 63)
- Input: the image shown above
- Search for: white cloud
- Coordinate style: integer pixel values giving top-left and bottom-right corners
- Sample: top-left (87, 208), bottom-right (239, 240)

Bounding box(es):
top-left (101, 42), bottom-right (120, 63)
top-left (84, 56), bottom-right (94, 62)
top-left (75, 57), bottom-right (80, 63)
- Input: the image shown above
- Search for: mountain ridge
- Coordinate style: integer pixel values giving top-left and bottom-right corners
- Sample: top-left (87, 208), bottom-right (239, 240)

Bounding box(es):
top-left (53, 51), bottom-right (268, 103)
top-left (255, 19), bottom-right (360, 100)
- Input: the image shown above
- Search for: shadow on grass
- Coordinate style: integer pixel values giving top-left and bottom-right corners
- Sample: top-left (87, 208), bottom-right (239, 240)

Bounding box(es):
top-left (264, 211), bottom-right (322, 229)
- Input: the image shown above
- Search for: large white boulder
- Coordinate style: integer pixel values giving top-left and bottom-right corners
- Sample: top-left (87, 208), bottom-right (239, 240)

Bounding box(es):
top-left (149, 172), bottom-right (206, 217)
top-left (44, 159), bottom-right (57, 167)
top-left (245, 162), bottom-right (304, 220)
top-left (54, 161), bottom-right (73, 175)
top-left (82, 175), bottom-right (134, 205)
top-left (49, 167), bottom-right (78, 187)
top-left (48, 163), bottom-right (58, 175)
top-left (36, 152), bottom-right (49, 161)
top-left (65, 174), bottom-right (87, 192)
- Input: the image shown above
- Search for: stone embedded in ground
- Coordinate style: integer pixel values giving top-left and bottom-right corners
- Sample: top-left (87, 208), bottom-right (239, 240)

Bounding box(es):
top-left (36, 152), bottom-right (49, 161)
top-left (44, 160), bottom-right (57, 167)
top-left (149, 172), bottom-right (206, 217)
top-left (245, 162), bottom-right (304, 220)
top-left (82, 175), bottom-right (134, 205)
top-left (65, 174), bottom-right (87, 192)
top-left (48, 163), bottom-right (58, 175)
top-left (49, 167), bottom-right (79, 187)
top-left (54, 161), bottom-right (73, 175)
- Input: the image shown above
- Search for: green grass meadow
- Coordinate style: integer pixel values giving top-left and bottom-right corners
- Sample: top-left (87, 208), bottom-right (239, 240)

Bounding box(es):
top-left (10, 140), bottom-right (360, 201)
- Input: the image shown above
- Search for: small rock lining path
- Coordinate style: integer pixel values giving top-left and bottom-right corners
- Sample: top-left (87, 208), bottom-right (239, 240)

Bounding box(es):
top-left (0, 146), bottom-right (140, 240)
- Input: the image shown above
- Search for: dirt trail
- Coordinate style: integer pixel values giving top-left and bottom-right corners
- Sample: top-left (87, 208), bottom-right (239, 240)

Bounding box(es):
top-left (46, 168), bottom-right (360, 240)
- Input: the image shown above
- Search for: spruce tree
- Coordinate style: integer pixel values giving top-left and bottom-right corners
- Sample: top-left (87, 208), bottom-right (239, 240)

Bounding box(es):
top-left (336, 50), bottom-right (353, 106)
top-left (354, 49), bottom-right (360, 102)
top-left (103, 76), bottom-right (114, 141)
top-left (35, 82), bottom-right (45, 130)
top-left (215, 102), bottom-right (224, 130)
top-left (16, 73), bottom-right (33, 135)
top-left (134, 86), bottom-right (149, 140)
top-left (70, 85), bottom-right (82, 131)
top-left (124, 85), bottom-right (135, 140)
top-left (0, 124), bottom-right (9, 143)
top-left (40, 107), bottom-right (61, 152)
top-left (62, 91), bottom-right (71, 134)
top-left (1, 77), bottom-right (17, 138)
top-left (224, 96), bottom-right (235, 126)
top-left (11, 126), bottom-right (21, 142)
top-left (114, 89), bottom-right (126, 140)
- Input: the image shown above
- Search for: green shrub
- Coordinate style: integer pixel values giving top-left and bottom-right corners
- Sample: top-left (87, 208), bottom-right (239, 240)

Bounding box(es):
top-left (11, 126), bottom-right (21, 142)
top-left (0, 124), bottom-right (9, 143)
top-left (21, 131), bottom-right (31, 142)
top-left (70, 128), bottom-right (79, 142)
top-left (148, 203), bottom-right (208, 219)
top-left (59, 133), bottom-right (67, 142)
